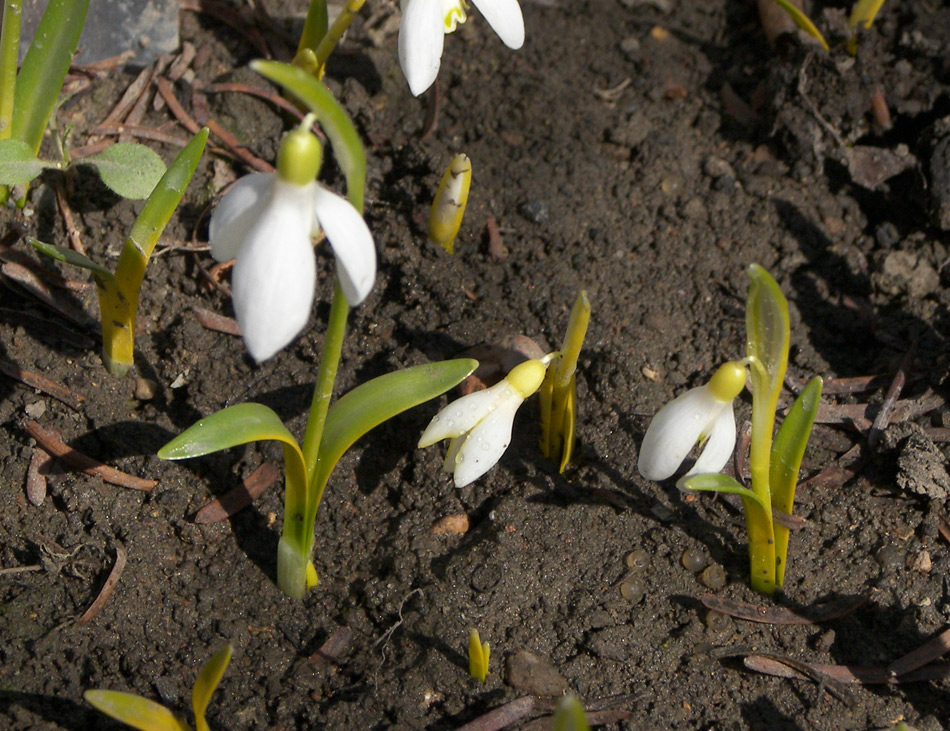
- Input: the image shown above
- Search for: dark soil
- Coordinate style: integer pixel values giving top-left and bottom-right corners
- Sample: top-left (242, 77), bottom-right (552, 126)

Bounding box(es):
top-left (2, 0), bottom-right (950, 728)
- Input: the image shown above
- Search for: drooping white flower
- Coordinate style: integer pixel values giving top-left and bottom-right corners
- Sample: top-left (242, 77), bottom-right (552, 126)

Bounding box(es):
top-left (419, 358), bottom-right (546, 487)
top-left (637, 361), bottom-right (747, 482)
top-left (208, 121), bottom-right (376, 362)
top-left (398, 0), bottom-right (525, 96)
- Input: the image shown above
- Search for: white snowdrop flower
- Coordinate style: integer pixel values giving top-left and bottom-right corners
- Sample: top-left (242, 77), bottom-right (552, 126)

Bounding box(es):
top-left (419, 358), bottom-right (546, 487)
top-left (209, 118), bottom-right (376, 362)
top-left (398, 0), bottom-right (525, 96)
top-left (637, 360), bottom-right (747, 482)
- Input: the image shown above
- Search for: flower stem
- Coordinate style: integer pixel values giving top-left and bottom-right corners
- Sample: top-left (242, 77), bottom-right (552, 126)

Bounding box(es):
top-left (0, 0), bottom-right (22, 204)
top-left (312, 0), bottom-right (366, 74)
top-left (746, 355), bottom-right (776, 594)
top-left (302, 279), bottom-right (349, 490)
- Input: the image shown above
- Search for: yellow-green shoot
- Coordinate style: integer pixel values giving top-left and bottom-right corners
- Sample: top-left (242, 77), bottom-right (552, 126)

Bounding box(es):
top-left (428, 154), bottom-right (472, 254)
top-left (468, 629), bottom-right (490, 683)
top-left (552, 695), bottom-right (590, 731)
top-left (85, 644), bottom-right (232, 731)
top-left (0, 0), bottom-right (167, 204)
top-left (28, 128), bottom-right (209, 377)
top-left (770, 0), bottom-right (889, 54)
top-left (539, 290), bottom-right (590, 472)
top-left (159, 62), bottom-right (479, 600)
top-left (679, 265), bottom-right (822, 595)
top-left (292, 0), bottom-right (366, 79)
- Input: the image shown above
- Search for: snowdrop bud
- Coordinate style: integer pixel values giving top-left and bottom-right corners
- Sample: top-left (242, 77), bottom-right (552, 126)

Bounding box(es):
top-left (506, 358), bottom-right (546, 399)
top-left (708, 360), bottom-right (747, 402)
top-left (277, 117), bottom-right (323, 186)
top-left (428, 153), bottom-right (471, 254)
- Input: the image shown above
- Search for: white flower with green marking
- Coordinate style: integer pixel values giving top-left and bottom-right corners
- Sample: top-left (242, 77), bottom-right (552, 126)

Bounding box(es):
top-left (637, 360), bottom-right (747, 481)
top-left (419, 359), bottom-right (546, 487)
top-left (398, 0), bottom-right (525, 96)
top-left (209, 118), bottom-right (375, 362)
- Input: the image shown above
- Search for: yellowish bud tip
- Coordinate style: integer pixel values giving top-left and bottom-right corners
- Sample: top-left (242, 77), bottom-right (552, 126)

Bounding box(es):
top-left (506, 359), bottom-right (547, 399)
top-left (305, 561), bottom-right (319, 590)
top-left (707, 360), bottom-right (747, 402)
top-left (277, 119), bottom-right (323, 186)
top-left (428, 154), bottom-right (472, 253)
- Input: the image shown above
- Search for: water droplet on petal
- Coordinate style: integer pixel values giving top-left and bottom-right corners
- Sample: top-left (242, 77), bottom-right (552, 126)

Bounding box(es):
top-left (481, 443), bottom-right (490, 451)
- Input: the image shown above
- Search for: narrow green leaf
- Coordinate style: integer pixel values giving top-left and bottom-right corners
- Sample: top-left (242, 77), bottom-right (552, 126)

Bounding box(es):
top-left (849, 0), bottom-right (887, 29)
top-left (772, 0), bottom-right (829, 51)
top-left (192, 645), bottom-right (232, 731)
top-left (158, 402), bottom-right (299, 461)
top-left (678, 472), bottom-right (768, 508)
top-left (11, 0), bottom-right (90, 154)
top-left (745, 264), bottom-right (790, 407)
top-left (81, 142), bottom-right (167, 199)
top-left (0, 138), bottom-right (50, 184)
top-left (251, 60), bottom-right (365, 212)
top-left (28, 236), bottom-right (112, 280)
top-left (552, 695), bottom-right (591, 731)
top-left (308, 358), bottom-right (478, 518)
top-left (770, 376), bottom-right (822, 586)
top-left (126, 128), bottom-right (209, 260)
top-left (83, 690), bottom-right (190, 731)
top-left (0, 0), bottom-right (23, 140)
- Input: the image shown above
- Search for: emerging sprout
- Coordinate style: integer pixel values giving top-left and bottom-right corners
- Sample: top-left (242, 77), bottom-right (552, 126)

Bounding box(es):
top-left (85, 644), bottom-right (232, 731)
top-left (428, 153), bottom-right (472, 254)
top-left (398, 0), bottom-right (525, 96)
top-left (419, 357), bottom-right (549, 488)
top-left (551, 695), bottom-right (590, 731)
top-left (468, 629), bottom-right (490, 683)
top-left (539, 290), bottom-right (590, 472)
top-left (28, 128), bottom-right (209, 376)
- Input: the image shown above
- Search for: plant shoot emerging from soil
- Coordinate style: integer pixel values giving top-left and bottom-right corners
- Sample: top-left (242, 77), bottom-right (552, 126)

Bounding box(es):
top-left (398, 0), bottom-right (525, 96)
top-left (85, 644), bottom-right (233, 731)
top-left (641, 265), bottom-right (821, 595)
top-left (539, 290), bottom-right (590, 472)
top-left (293, 0), bottom-right (367, 80)
top-left (467, 628), bottom-right (490, 683)
top-left (209, 113), bottom-right (375, 362)
top-left (769, 0), bottom-right (889, 53)
top-left (552, 695), bottom-right (591, 731)
top-left (27, 128), bottom-right (209, 377)
top-left (160, 62), bottom-right (479, 599)
top-left (428, 153), bottom-right (471, 254)
top-left (419, 356), bottom-right (551, 487)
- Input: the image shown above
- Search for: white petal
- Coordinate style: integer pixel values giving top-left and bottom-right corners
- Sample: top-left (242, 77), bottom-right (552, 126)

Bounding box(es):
top-left (231, 181), bottom-right (317, 362)
top-left (418, 380), bottom-right (518, 447)
top-left (472, 0), bottom-right (524, 49)
top-left (312, 185), bottom-right (377, 306)
top-left (399, 0), bottom-right (446, 96)
top-left (637, 386), bottom-right (724, 482)
top-left (208, 173), bottom-right (274, 262)
top-left (685, 404), bottom-right (736, 477)
top-left (452, 393), bottom-right (522, 487)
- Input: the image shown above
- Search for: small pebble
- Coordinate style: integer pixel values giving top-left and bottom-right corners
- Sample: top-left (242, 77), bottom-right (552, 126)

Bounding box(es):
top-left (625, 548), bottom-right (650, 571)
top-left (431, 513), bottom-right (469, 535)
top-left (705, 610), bottom-right (731, 633)
top-left (134, 377), bottom-right (158, 401)
top-left (700, 563), bottom-right (727, 589)
top-left (619, 575), bottom-right (646, 604)
top-left (911, 550), bottom-right (932, 573)
top-left (681, 547), bottom-right (707, 573)
top-left (24, 401), bottom-right (46, 419)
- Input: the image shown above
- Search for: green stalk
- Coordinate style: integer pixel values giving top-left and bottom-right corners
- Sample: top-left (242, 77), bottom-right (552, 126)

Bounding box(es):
top-left (312, 0), bottom-right (366, 73)
top-left (294, 0), bottom-right (328, 66)
top-left (301, 279), bottom-right (349, 486)
top-left (0, 0), bottom-right (22, 141)
top-left (99, 128), bottom-right (208, 376)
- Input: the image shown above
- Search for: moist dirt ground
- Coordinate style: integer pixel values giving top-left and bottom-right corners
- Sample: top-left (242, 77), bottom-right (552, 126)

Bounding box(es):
top-left (2, 0), bottom-right (950, 728)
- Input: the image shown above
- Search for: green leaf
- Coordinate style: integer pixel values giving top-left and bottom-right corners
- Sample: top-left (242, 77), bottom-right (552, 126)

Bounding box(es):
top-left (678, 472), bottom-right (768, 508)
top-left (552, 695), bottom-right (591, 731)
top-left (251, 60), bottom-right (366, 213)
top-left (849, 0), bottom-right (887, 30)
top-left (28, 236), bottom-right (112, 280)
top-left (745, 264), bottom-right (790, 409)
top-left (81, 142), bottom-right (167, 199)
top-left (772, 0), bottom-right (829, 51)
top-left (770, 376), bottom-right (822, 586)
top-left (0, 138), bottom-right (50, 185)
top-left (308, 358), bottom-right (478, 519)
top-left (158, 402), bottom-right (300, 461)
top-left (192, 645), bottom-right (232, 731)
top-left (11, 0), bottom-right (90, 155)
top-left (83, 690), bottom-right (190, 731)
